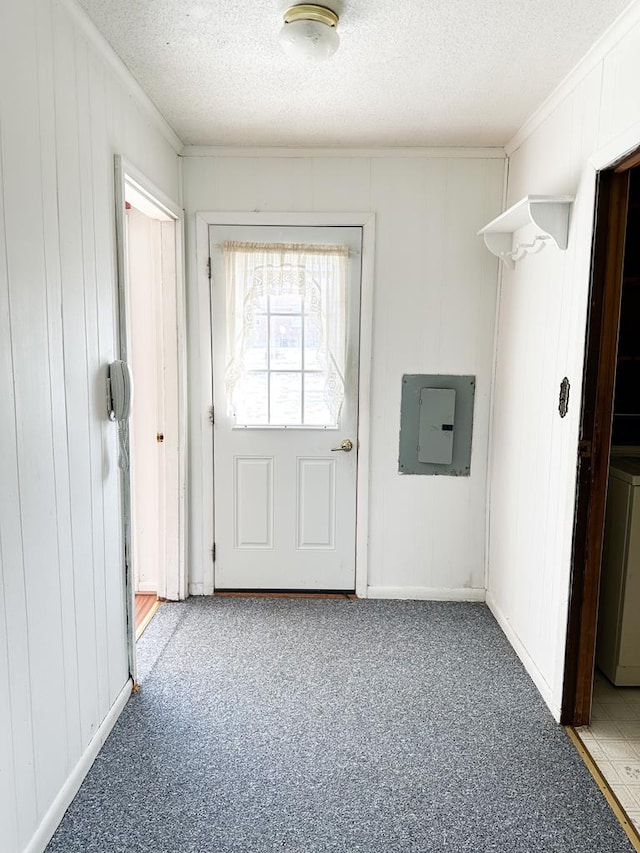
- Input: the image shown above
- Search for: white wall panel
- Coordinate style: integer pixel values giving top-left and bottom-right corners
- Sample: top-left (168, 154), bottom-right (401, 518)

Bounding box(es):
top-left (88, 52), bottom-right (129, 701)
top-left (0, 114), bottom-right (38, 853)
top-left (0, 545), bottom-right (19, 850)
top-left (77, 24), bottom-right (112, 733)
top-left (183, 154), bottom-right (504, 597)
top-left (2, 0), bottom-right (69, 819)
top-left (599, 23), bottom-right (640, 151)
top-left (0, 0), bottom-right (181, 850)
top-left (310, 158), bottom-right (372, 211)
top-left (52, 3), bottom-right (102, 752)
top-left (257, 157), bottom-right (313, 211)
top-left (488, 9), bottom-right (640, 719)
top-left (36, 0), bottom-right (83, 774)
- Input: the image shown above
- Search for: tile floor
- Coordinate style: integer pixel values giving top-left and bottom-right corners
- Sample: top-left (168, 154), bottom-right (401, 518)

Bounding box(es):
top-left (576, 672), bottom-right (640, 833)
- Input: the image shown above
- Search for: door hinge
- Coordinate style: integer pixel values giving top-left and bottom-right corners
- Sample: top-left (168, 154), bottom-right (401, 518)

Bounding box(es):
top-left (209, 405), bottom-right (215, 424)
top-left (578, 439), bottom-right (592, 458)
top-left (211, 544), bottom-right (216, 562)
top-left (207, 257), bottom-right (212, 280)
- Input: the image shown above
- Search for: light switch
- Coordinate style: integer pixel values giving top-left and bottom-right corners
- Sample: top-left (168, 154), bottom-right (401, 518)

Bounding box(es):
top-left (418, 388), bottom-right (456, 464)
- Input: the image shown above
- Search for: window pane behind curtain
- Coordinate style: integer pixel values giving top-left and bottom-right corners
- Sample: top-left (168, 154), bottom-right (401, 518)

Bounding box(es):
top-left (270, 315), bottom-right (302, 370)
top-left (245, 316), bottom-right (268, 370)
top-left (223, 241), bottom-right (348, 427)
top-left (304, 373), bottom-right (332, 425)
top-left (304, 316), bottom-right (322, 370)
top-left (271, 373), bottom-right (302, 424)
top-left (271, 294), bottom-right (302, 314)
top-left (234, 373), bottom-right (269, 425)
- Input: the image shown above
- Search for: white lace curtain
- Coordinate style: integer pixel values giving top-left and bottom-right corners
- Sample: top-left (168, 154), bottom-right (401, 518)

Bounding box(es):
top-left (223, 241), bottom-right (348, 423)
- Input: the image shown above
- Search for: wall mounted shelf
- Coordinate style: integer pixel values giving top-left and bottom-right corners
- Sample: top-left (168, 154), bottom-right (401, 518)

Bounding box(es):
top-left (478, 195), bottom-right (574, 269)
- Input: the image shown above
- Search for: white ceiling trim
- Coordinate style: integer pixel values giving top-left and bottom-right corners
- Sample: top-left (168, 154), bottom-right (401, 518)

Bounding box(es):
top-left (505, 0), bottom-right (640, 156)
top-left (61, 0), bottom-right (184, 153)
top-left (181, 146), bottom-right (506, 159)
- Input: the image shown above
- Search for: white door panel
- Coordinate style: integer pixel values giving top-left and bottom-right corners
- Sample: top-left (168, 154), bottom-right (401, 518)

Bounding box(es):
top-left (210, 225), bottom-right (361, 591)
top-left (234, 456), bottom-right (273, 549)
top-left (297, 457), bottom-right (336, 549)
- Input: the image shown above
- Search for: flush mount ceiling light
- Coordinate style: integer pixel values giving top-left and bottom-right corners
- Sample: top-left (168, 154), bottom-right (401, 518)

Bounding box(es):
top-left (279, 4), bottom-right (340, 61)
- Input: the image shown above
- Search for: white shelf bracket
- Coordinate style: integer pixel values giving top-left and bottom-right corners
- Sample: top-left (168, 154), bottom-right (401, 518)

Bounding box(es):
top-left (478, 195), bottom-right (574, 269)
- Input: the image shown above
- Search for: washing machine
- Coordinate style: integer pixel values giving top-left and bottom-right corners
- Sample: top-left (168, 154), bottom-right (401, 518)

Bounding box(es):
top-left (596, 456), bottom-right (640, 685)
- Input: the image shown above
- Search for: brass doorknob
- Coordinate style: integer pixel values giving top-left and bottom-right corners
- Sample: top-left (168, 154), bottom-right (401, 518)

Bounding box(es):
top-left (331, 438), bottom-right (353, 452)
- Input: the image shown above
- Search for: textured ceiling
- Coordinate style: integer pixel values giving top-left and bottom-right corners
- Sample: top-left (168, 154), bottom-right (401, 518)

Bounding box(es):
top-left (77, 0), bottom-right (632, 147)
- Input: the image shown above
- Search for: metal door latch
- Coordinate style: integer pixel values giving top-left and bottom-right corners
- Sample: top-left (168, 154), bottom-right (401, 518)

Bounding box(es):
top-left (559, 377), bottom-right (570, 418)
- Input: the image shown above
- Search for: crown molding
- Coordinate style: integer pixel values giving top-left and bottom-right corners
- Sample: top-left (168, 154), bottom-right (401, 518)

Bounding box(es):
top-left (180, 145), bottom-right (506, 159)
top-left (505, 0), bottom-right (640, 156)
top-left (59, 0), bottom-right (184, 154)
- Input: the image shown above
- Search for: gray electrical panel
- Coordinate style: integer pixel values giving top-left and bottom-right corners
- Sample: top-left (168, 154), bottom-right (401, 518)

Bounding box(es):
top-left (399, 374), bottom-right (475, 476)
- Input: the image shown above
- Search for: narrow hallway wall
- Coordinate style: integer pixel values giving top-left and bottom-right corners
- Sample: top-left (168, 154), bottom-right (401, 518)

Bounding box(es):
top-left (488, 4), bottom-right (640, 719)
top-left (0, 1), bottom-right (181, 851)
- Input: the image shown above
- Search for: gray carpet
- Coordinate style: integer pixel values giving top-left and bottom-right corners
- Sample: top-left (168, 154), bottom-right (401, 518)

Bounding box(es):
top-left (46, 598), bottom-right (633, 852)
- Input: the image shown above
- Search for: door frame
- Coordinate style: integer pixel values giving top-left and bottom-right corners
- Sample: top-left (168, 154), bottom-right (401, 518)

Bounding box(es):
top-left (195, 211), bottom-right (376, 597)
top-left (561, 148), bottom-right (639, 725)
top-left (114, 156), bottom-right (188, 678)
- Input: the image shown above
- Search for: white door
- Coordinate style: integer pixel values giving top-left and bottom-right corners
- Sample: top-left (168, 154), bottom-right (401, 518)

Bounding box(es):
top-left (127, 206), bottom-right (162, 595)
top-left (210, 225), bottom-right (362, 591)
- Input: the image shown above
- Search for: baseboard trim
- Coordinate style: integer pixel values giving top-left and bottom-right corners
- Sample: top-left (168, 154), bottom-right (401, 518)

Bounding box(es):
top-left (135, 582), bottom-right (157, 594)
top-left (24, 679), bottom-right (133, 853)
top-left (189, 582), bottom-right (214, 596)
top-left (486, 591), bottom-right (559, 720)
top-left (366, 586), bottom-right (486, 601)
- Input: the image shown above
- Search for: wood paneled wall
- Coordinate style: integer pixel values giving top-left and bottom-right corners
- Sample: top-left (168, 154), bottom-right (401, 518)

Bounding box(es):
top-left (182, 154), bottom-right (505, 598)
top-left (488, 5), bottom-right (640, 719)
top-left (0, 1), bottom-right (180, 851)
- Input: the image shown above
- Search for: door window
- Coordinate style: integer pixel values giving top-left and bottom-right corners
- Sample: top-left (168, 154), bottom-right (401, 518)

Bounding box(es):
top-left (223, 241), bottom-right (348, 427)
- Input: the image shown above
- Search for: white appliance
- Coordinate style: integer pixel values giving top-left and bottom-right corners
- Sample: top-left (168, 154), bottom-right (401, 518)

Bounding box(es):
top-left (597, 457), bottom-right (640, 686)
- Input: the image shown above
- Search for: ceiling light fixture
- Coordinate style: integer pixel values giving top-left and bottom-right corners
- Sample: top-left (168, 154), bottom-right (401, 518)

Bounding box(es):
top-left (279, 4), bottom-right (340, 61)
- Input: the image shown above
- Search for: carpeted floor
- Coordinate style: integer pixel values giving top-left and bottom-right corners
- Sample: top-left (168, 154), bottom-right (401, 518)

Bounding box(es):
top-left (46, 598), bottom-right (634, 852)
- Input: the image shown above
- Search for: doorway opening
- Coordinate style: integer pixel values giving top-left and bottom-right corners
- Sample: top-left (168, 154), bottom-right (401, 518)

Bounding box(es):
top-left (563, 147), bottom-right (640, 837)
top-left (115, 158), bottom-right (187, 673)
